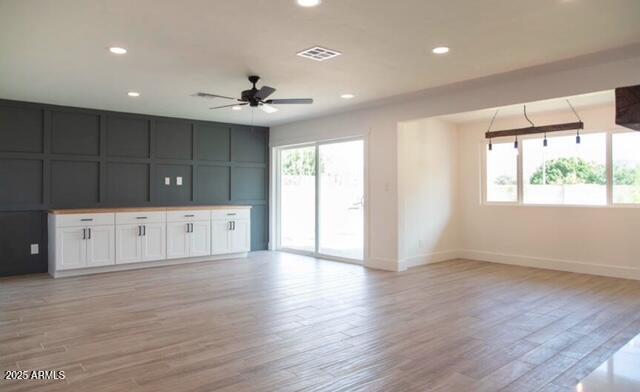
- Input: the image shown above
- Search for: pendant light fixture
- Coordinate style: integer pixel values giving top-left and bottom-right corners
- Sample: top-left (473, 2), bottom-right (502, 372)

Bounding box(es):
top-left (485, 102), bottom-right (584, 141)
top-left (486, 109), bottom-right (499, 152)
top-left (543, 132), bottom-right (548, 147)
top-left (566, 99), bottom-right (583, 145)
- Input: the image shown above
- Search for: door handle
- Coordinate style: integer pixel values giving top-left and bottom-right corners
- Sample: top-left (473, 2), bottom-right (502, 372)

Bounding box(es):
top-left (88, 228), bottom-right (92, 240)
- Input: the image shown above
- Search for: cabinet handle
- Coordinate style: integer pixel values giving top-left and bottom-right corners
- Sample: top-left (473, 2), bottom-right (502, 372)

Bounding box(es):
top-left (138, 226), bottom-right (142, 236)
top-left (88, 228), bottom-right (92, 240)
top-left (82, 228), bottom-right (86, 240)
top-left (143, 225), bottom-right (146, 236)
top-left (184, 214), bottom-right (195, 218)
top-left (190, 223), bottom-right (194, 233)
top-left (80, 218), bottom-right (94, 222)
top-left (232, 221), bottom-right (236, 231)
top-left (136, 217), bottom-right (147, 220)
top-left (226, 213), bottom-right (237, 216)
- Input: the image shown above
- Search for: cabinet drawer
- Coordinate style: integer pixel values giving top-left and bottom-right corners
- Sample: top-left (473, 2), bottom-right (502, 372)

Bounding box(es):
top-left (211, 209), bottom-right (250, 221)
top-left (166, 210), bottom-right (211, 222)
top-left (116, 211), bottom-right (166, 225)
top-left (54, 213), bottom-right (115, 228)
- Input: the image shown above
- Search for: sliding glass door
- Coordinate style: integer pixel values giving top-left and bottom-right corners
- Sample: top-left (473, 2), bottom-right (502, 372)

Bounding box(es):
top-left (318, 140), bottom-right (364, 260)
top-left (280, 146), bottom-right (316, 252)
top-left (278, 139), bottom-right (364, 262)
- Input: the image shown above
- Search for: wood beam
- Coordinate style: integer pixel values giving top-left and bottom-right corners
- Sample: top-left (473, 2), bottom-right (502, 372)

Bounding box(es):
top-left (485, 122), bottom-right (583, 139)
top-left (616, 85), bottom-right (640, 131)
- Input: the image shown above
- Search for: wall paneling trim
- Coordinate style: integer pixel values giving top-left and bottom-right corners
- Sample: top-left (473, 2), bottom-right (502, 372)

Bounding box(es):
top-left (0, 99), bottom-right (269, 276)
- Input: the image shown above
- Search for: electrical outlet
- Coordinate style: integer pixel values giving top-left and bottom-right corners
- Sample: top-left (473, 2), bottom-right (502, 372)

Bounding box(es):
top-left (164, 177), bottom-right (171, 185)
top-left (30, 244), bottom-right (39, 255)
top-left (176, 176), bottom-right (183, 186)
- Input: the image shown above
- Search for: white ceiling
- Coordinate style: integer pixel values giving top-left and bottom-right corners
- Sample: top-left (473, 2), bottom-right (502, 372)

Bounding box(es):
top-left (439, 90), bottom-right (614, 124)
top-left (0, 0), bottom-right (638, 127)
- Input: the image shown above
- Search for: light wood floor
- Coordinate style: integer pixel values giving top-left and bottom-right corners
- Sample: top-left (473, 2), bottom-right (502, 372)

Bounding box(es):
top-left (2, 252), bottom-right (640, 392)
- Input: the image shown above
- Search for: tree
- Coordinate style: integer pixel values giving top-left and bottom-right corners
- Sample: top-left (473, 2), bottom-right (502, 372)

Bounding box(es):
top-left (494, 175), bottom-right (516, 185)
top-left (613, 164), bottom-right (640, 185)
top-left (529, 157), bottom-right (606, 185)
top-left (281, 149), bottom-right (316, 176)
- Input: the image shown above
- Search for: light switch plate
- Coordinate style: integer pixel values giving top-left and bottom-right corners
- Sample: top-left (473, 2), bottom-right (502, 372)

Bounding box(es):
top-left (176, 176), bottom-right (183, 186)
top-left (30, 244), bottom-right (39, 255)
top-left (164, 177), bottom-right (171, 185)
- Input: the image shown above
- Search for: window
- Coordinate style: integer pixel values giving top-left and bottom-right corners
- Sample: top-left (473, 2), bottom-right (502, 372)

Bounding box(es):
top-left (523, 133), bottom-right (606, 205)
top-left (484, 130), bottom-right (638, 207)
top-left (486, 142), bottom-right (517, 202)
top-left (613, 132), bottom-right (640, 204)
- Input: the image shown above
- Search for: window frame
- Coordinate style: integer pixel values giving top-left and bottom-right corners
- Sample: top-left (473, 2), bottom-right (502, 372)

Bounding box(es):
top-left (482, 127), bottom-right (640, 208)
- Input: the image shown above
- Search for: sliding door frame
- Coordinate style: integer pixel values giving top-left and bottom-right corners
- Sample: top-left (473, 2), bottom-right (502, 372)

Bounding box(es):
top-left (272, 136), bottom-right (367, 266)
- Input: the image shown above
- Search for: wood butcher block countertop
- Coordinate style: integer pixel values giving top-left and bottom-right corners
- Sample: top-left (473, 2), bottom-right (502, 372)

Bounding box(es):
top-left (49, 205), bottom-right (252, 215)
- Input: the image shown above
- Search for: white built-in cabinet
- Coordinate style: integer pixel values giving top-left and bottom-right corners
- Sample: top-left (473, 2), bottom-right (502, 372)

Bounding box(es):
top-left (115, 212), bottom-right (167, 264)
top-left (211, 210), bottom-right (251, 255)
top-left (166, 210), bottom-right (211, 259)
top-left (48, 207), bottom-right (251, 277)
top-left (49, 213), bottom-right (115, 270)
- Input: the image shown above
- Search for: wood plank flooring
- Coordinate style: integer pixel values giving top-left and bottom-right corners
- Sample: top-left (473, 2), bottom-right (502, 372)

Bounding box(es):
top-left (2, 252), bottom-right (640, 391)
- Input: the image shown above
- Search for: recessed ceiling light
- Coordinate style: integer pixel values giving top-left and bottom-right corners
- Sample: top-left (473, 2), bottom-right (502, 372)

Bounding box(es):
top-left (297, 0), bottom-right (321, 7)
top-left (341, 94), bottom-right (355, 99)
top-left (127, 91), bottom-right (140, 97)
top-left (109, 47), bottom-right (127, 55)
top-left (432, 46), bottom-right (450, 55)
top-left (231, 105), bottom-right (243, 111)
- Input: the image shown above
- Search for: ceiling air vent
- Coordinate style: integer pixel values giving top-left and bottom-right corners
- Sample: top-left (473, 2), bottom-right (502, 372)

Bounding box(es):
top-left (297, 46), bottom-right (341, 62)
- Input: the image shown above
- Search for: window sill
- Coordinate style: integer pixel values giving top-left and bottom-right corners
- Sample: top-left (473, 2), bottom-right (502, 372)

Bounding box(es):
top-left (482, 202), bottom-right (640, 209)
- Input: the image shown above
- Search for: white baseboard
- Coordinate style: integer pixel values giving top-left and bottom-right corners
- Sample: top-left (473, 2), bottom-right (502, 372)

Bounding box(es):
top-left (399, 250), bottom-right (461, 270)
top-left (365, 257), bottom-right (402, 272)
top-left (458, 249), bottom-right (640, 281)
top-left (50, 252), bottom-right (248, 278)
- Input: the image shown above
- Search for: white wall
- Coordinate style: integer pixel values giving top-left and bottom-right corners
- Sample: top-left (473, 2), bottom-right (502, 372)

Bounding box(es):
top-left (270, 44), bottom-right (640, 271)
top-left (457, 104), bottom-right (640, 280)
top-left (398, 118), bottom-right (459, 270)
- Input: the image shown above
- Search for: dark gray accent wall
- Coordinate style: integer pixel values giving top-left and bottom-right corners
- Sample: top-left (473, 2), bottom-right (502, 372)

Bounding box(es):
top-left (0, 99), bottom-right (269, 277)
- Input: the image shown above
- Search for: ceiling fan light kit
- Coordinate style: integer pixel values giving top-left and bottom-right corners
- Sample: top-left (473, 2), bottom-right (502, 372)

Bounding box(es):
top-left (195, 75), bottom-right (313, 113)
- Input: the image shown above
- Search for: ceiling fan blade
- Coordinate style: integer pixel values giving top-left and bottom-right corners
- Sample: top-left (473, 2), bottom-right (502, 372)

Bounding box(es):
top-left (209, 103), bottom-right (248, 110)
top-left (260, 104), bottom-right (279, 114)
top-left (265, 98), bottom-right (313, 105)
top-left (255, 86), bottom-right (276, 100)
top-left (194, 92), bottom-right (239, 100)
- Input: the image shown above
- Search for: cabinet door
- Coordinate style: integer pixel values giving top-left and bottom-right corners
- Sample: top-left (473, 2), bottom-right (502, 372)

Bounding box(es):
top-left (211, 219), bottom-right (232, 255)
top-left (116, 224), bottom-right (143, 264)
top-left (167, 222), bottom-right (189, 260)
top-left (86, 226), bottom-right (115, 267)
top-left (190, 221), bottom-right (211, 257)
top-left (142, 223), bottom-right (166, 261)
top-left (56, 227), bottom-right (87, 270)
top-left (231, 219), bottom-right (251, 253)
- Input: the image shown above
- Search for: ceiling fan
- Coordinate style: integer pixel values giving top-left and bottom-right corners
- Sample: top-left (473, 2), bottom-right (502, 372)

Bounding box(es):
top-left (194, 75), bottom-right (313, 113)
